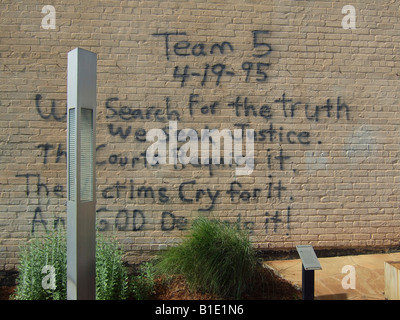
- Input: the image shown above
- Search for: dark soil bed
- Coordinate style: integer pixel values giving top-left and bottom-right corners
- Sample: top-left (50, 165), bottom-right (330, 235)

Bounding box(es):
top-left (150, 267), bottom-right (301, 300)
top-left (0, 286), bottom-right (15, 300)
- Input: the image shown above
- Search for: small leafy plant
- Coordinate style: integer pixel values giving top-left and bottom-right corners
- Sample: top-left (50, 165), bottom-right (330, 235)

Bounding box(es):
top-left (96, 233), bottom-right (129, 300)
top-left (155, 217), bottom-right (259, 299)
top-left (131, 261), bottom-right (156, 300)
top-left (13, 227), bottom-right (67, 300)
top-left (13, 227), bottom-right (129, 300)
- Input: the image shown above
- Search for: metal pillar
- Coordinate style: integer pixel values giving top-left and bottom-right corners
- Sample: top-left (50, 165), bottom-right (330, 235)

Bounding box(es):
top-left (296, 245), bottom-right (322, 301)
top-left (67, 48), bottom-right (97, 300)
top-left (302, 265), bottom-right (315, 300)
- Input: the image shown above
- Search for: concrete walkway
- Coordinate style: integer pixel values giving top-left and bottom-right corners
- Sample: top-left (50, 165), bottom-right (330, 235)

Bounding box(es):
top-left (265, 252), bottom-right (400, 300)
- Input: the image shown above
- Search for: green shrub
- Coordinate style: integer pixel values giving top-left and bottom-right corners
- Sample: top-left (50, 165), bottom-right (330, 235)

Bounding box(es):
top-left (96, 233), bottom-right (129, 300)
top-left (13, 228), bottom-right (128, 300)
top-left (13, 227), bottom-right (67, 300)
top-left (131, 261), bottom-right (156, 300)
top-left (155, 217), bottom-right (259, 299)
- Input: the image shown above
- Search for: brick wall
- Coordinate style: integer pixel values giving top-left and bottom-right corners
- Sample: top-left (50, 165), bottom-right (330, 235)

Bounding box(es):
top-left (1, 0), bottom-right (400, 270)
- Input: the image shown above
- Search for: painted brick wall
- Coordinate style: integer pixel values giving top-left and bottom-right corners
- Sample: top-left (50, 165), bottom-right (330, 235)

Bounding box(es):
top-left (1, 0), bottom-right (400, 270)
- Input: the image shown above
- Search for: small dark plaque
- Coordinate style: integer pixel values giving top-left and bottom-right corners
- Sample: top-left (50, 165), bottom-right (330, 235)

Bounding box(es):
top-left (296, 245), bottom-right (322, 270)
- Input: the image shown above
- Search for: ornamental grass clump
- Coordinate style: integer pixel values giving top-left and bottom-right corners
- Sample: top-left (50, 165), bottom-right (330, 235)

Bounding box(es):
top-left (156, 217), bottom-right (259, 299)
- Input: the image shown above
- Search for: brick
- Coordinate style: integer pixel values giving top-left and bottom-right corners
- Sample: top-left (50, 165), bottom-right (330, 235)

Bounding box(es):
top-left (1, 0), bottom-right (400, 270)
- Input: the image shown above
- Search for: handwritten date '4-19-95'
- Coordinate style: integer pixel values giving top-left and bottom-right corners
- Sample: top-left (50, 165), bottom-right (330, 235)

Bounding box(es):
top-left (152, 30), bottom-right (272, 87)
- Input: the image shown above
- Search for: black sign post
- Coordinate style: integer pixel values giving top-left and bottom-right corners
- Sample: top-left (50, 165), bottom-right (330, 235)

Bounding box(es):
top-left (296, 245), bottom-right (322, 300)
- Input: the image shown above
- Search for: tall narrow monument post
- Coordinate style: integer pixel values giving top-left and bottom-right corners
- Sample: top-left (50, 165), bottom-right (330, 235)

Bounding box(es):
top-left (67, 48), bottom-right (97, 300)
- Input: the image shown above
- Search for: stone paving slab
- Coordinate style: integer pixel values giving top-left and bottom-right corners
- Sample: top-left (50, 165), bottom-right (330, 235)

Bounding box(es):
top-left (265, 252), bottom-right (400, 300)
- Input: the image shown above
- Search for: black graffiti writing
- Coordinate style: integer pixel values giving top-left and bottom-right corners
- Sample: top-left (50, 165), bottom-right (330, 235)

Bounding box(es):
top-left (178, 180), bottom-right (220, 212)
top-left (226, 176), bottom-right (288, 203)
top-left (36, 143), bottom-right (67, 165)
top-left (188, 94), bottom-right (219, 117)
top-left (222, 213), bottom-right (255, 235)
top-left (228, 96), bottom-right (272, 120)
top-left (275, 94), bottom-right (350, 122)
top-left (161, 211), bottom-right (188, 231)
top-left (252, 30), bottom-right (272, 58)
top-left (96, 209), bottom-right (189, 232)
top-left (172, 61), bottom-right (271, 87)
top-left (115, 208), bottom-right (146, 231)
top-left (31, 206), bottom-right (65, 233)
top-left (108, 123), bottom-right (133, 140)
top-left (102, 94), bottom-right (349, 133)
top-left (31, 206), bottom-right (47, 233)
top-left (100, 179), bottom-right (223, 212)
top-left (173, 63), bottom-right (237, 87)
top-left (35, 94), bottom-right (67, 122)
top-left (30, 208), bottom-right (256, 235)
top-left (153, 30), bottom-right (271, 86)
top-left (97, 178), bottom-right (291, 210)
top-left (16, 173), bottom-right (64, 198)
top-left (241, 62), bottom-right (270, 82)
top-left (265, 206), bottom-right (291, 234)
top-left (97, 207), bottom-right (146, 232)
top-left (96, 146), bottom-right (153, 169)
top-left (27, 20), bottom-right (354, 241)
top-left (105, 97), bottom-right (180, 123)
top-left (97, 144), bottom-right (233, 177)
top-left (100, 179), bottom-right (169, 204)
top-left (233, 123), bottom-right (310, 146)
top-left (152, 31), bottom-right (234, 61)
top-left (228, 96), bottom-right (272, 121)
top-left (226, 181), bottom-right (261, 202)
